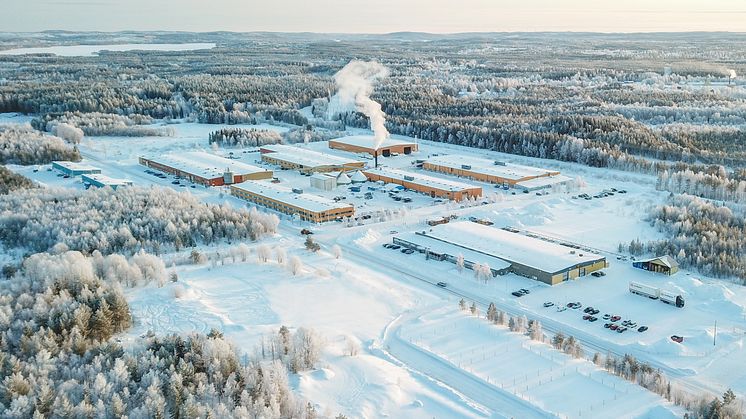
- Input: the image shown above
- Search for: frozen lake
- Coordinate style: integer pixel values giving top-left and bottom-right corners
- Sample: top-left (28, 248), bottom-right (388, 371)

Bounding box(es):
top-left (0, 43), bottom-right (216, 56)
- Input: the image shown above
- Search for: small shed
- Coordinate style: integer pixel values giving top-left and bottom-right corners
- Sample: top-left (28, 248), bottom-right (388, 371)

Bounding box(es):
top-left (310, 173), bottom-right (337, 191)
top-left (633, 255), bottom-right (679, 276)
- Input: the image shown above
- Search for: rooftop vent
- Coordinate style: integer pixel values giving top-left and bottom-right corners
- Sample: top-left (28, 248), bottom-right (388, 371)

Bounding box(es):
top-left (403, 175), bottom-right (415, 181)
top-left (461, 164), bottom-right (472, 170)
top-left (292, 188), bottom-right (304, 194)
top-left (494, 161), bottom-right (506, 166)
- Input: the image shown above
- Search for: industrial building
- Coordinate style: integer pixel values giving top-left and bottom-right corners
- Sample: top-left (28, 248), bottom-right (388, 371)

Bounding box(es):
top-left (310, 173), bottom-right (337, 191)
top-left (514, 175), bottom-right (573, 191)
top-left (231, 180), bottom-right (354, 223)
top-left (260, 144), bottom-right (365, 173)
top-left (363, 166), bottom-right (482, 200)
top-left (328, 136), bottom-right (418, 157)
top-left (81, 174), bottom-right (132, 190)
top-left (423, 155), bottom-right (562, 188)
top-left (394, 222), bottom-right (607, 285)
top-left (52, 161), bottom-right (101, 176)
top-left (633, 255), bottom-right (679, 276)
top-left (139, 152), bottom-right (272, 186)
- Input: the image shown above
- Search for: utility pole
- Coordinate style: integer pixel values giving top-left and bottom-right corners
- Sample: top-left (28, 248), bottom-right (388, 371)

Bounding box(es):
top-left (714, 320), bottom-right (717, 346)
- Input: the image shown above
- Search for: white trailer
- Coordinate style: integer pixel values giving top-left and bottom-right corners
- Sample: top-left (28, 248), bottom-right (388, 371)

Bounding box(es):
top-left (659, 289), bottom-right (686, 308)
top-left (629, 282), bottom-right (659, 299)
top-left (629, 282), bottom-right (685, 308)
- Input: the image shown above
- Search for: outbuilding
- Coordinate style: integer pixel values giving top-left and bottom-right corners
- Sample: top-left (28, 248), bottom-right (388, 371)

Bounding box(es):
top-left (633, 256), bottom-right (679, 276)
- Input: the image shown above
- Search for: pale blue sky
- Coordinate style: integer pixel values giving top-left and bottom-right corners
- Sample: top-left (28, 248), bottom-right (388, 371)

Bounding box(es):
top-left (2, 0), bottom-right (745, 33)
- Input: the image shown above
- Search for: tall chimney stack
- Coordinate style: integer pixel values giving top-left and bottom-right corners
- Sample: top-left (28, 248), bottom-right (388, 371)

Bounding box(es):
top-left (374, 150), bottom-right (378, 168)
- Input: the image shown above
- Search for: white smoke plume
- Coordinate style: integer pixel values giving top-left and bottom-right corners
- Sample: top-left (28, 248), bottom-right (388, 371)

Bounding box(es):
top-left (729, 69), bottom-right (737, 79)
top-left (329, 60), bottom-right (390, 149)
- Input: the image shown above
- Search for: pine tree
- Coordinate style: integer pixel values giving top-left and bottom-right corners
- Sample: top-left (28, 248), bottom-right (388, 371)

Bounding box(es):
top-left (458, 298), bottom-right (466, 311)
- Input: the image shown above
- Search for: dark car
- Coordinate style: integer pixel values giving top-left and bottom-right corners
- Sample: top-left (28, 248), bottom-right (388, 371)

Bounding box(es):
top-left (671, 335), bottom-right (684, 343)
top-left (390, 245), bottom-right (401, 250)
top-left (604, 323), bottom-right (612, 328)
top-left (617, 327), bottom-right (627, 333)
top-left (436, 282), bottom-right (447, 288)
top-left (543, 302), bottom-right (554, 308)
top-left (512, 291), bottom-right (524, 297)
top-left (300, 229), bottom-right (314, 235)
top-left (590, 309), bottom-right (600, 315)
top-left (401, 249), bottom-right (415, 254)
top-left (591, 271), bottom-right (606, 277)
top-left (589, 316), bottom-right (598, 322)
top-left (638, 326), bottom-right (648, 333)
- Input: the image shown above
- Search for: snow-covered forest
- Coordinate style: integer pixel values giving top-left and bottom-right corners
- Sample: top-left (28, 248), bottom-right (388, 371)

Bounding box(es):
top-left (208, 127), bottom-right (282, 147)
top-left (0, 250), bottom-right (318, 418)
top-left (0, 125), bottom-right (79, 164)
top-left (642, 194), bottom-right (746, 281)
top-left (0, 186), bottom-right (279, 255)
top-left (32, 112), bottom-right (174, 137)
top-left (0, 166), bottom-right (34, 194)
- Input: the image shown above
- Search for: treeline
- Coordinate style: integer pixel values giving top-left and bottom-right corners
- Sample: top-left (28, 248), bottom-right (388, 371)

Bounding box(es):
top-left (0, 124), bottom-right (80, 165)
top-left (657, 167), bottom-right (746, 204)
top-left (208, 127), bottom-right (282, 147)
top-left (0, 250), bottom-right (317, 418)
top-left (0, 186), bottom-right (279, 255)
top-left (0, 166), bottom-right (34, 194)
top-left (641, 194), bottom-right (746, 282)
top-left (32, 112), bottom-right (175, 137)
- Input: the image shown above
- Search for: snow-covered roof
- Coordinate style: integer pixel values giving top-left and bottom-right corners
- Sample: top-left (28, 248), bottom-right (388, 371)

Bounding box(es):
top-left (262, 144), bottom-right (364, 167)
top-left (395, 231), bottom-right (512, 271)
top-left (425, 154), bottom-right (559, 181)
top-left (515, 175), bottom-right (573, 189)
top-left (350, 171), bottom-right (368, 183)
top-left (232, 180), bottom-right (353, 213)
top-left (52, 161), bottom-right (100, 172)
top-left (425, 221), bottom-right (605, 274)
top-left (81, 174), bottom-right (132, 187)
top-left (310, 173), bottom-right (335, 182)
top-left (142, 151), bottom-right (270, 179)
top-left (363, 166), bottom-right (479, 193)
top-left (337, 172), bottom-right (352, 184)
top-left (638, 255), bottom-right (679, 269)
top-left (330, 135), bottom-right (417, 149)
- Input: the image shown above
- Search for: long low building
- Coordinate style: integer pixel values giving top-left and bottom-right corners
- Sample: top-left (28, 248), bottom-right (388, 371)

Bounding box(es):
top-left (423, 154), bottom-right (561, 187)
top-left (81, 174), bottom-right (132, 190)
top-left (396, 221), bottom-right (606, 285)
top-left (52, 161), bottom-right (101, 176)
top-left (393, 232), bottom-right (512, 277)
top-left (231, 180), bottom-right (354, 223)
top-left (139, 151), bottom-right (272, 186)
top-left (363, 166), bottom-right (482, 200)
top-left (260, 144), bottom-right (365, 173)
top-left (329, 136), bottom-right (418, 157)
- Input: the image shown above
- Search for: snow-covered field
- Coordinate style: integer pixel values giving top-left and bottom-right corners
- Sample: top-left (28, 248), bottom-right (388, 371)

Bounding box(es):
top-left (6, 114), bottom-right (746, 417)
top-left (0, 43), bottom-right (216, 56)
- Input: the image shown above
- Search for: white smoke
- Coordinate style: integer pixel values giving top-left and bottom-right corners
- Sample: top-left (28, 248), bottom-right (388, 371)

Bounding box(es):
top-left (329, 60), bottom-right (390, 149)
top-left (729, 69), bottom-right (737, 79)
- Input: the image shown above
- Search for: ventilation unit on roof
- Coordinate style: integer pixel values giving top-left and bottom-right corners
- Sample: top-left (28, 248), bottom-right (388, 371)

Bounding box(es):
top-left (292, 188), bottom-right (304, 194)
top-left (494, 161), bottom-right (506, 166)
top-left (461, 164), bottom-right (472, 170)
top-left (403, 175), bottom-right (415, 181)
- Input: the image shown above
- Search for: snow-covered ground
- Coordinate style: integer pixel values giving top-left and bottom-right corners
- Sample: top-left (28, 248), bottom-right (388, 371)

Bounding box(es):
top-left (0, 43), bottom-right (216, 56)
top-left (6, 115), bottom-right (746, 417)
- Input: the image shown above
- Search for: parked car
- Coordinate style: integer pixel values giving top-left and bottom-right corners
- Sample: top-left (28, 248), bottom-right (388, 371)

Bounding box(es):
top-left (604, 323), bottom-right (612, 328)
top-left (300, 229), bottom-right (314, 235)
top-left (638, 326), bottom-right (649, 333)
top-left (556, 306), bottom-right (567, 312)
top-left (584, 307), bottom-right (593, 313)
top-left (543, 302), bottom-right (554, 308)
top-left (590, 309), bottom-right (600, 315)
top-left (589, 316), bottom-right (598, 322)
top-left (617, 327), bottom-right (628, 333)
top-left (591, 271), bottom-right (606, 277)
top-left (436, 282), bottom-right (447, 288)
top-left (671, 335), bottom-right (684, 343)
top-left (401, 249), bottom-right (415, 254)
top-left (583, 314), bottom-right (591, 320)
top-left (603, 314), bottom-right (611, 320)
top-left (610, 315), bottom-right (621, 322)
top-left (390, 245), bottom-right (401, 250)
top-left (519, 289), bottom-right (530, 294)
top-left (512, 291), bottom-right (524, 297)
top-left (609, 324), bottom-right (619, 331)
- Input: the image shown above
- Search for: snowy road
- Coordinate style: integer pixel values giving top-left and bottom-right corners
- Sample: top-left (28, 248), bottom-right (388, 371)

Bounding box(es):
top-left (376, 311), bottom-right (555, 419)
